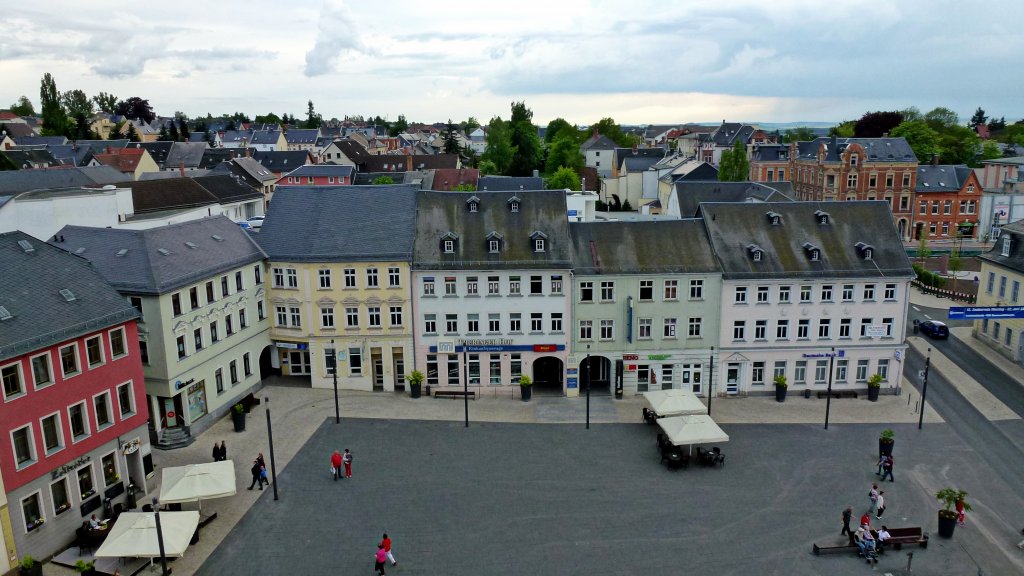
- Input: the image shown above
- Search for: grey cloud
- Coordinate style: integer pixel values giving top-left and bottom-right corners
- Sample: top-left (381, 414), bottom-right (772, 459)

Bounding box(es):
top-left (304, 0), bottom-right (365, 76)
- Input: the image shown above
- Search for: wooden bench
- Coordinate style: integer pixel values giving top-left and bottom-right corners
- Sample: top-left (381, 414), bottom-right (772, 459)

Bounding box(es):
top-left (816, 390), bottom-right (858, 399)
top-left (434, 389), bottom-right (476, 400)
top-left (813, 526), bottom-right (927, 555)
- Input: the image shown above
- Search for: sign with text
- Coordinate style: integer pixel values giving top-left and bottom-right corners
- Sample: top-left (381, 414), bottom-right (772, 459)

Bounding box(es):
top-left (865, 326), bottom-right (888, 337)
top-left (949, 306), bottom-right (1024, 319)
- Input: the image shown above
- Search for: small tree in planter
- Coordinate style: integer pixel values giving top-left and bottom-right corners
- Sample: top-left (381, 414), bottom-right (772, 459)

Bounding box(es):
top-left (18, 556), bottom-right (42, 576)
top-left (936, 488), bottom-right (970, 538)
top-left (519, 375), bottom-right (533, 402)
top-left (879, 428), bottom-right (895, 457)
top-left (231, 403), bottom-right (246, 432)
top-left (773, 374), bottom-right (788, 402)
top-left (867, 373), bottom-right (883, 402)
top-left (74, 560), bottom-right (97, 575)
top-left (408, 370), bottom-right (425, 399)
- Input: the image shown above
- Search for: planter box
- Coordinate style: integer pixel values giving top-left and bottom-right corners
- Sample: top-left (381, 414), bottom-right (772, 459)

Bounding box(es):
top-left (867, 386), bottom-right (880, 402)
top-left (879, 439), bottom-right (894, 457)
top-left (410, 383), bottom-right (421, 399)
top-left (520, 386), bottom-right (532, 402)
top-left (937, 513), bottom-right (957, 538)
top-left (232, 410), bottom-right (246, 432)
top-left (775, 386), bottom-right (787, 402)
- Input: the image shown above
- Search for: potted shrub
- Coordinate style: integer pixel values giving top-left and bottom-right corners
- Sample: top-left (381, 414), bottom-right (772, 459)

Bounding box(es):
top-left (231, 403), bottom-right (246, 432)
top-left (408, 370), bottom-right (424, 399)
top-left (74, 560), bottom-right (97, 575)
top-left (519, 374), bottom-right (533, 402)
top-left (936, 488), bottom-right (970, 538)
top-left (18, 556), bottom-right (42, 576)
top-left (773, 374), bottom-right (788, 402)
top-left (867, 373), bottom-right (883, 402)
top-left (879, 428), bottom-right (895, 457)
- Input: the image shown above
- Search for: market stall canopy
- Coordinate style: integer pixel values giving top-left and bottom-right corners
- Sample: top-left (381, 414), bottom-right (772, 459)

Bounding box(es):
top-left (657, 414), bottom-right (729, 446)
top-left (94, 511), bottom-right (200, 558)
top-left (643, 389), bottom-right (707, 416)
top-left (159, 460), bottom-right (237, 504)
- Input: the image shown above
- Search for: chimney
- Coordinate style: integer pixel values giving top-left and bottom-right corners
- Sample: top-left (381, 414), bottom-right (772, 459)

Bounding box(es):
top-left (882, 132), bottom-right (889, 138)
top-left (932, 154), bottom-right (939, 166)
top-left (179, 161), bottom-right (185, 177)
top-left (246, 147), bottom-right (251, 158)
top-left (106, 146), bottom-right (112, 154)
top-left (830, 134), bottom-right (837, 151)
top-left (406, 155), bottom-right (413, 171)
top-left (632, 142), bottom-right (638, 154)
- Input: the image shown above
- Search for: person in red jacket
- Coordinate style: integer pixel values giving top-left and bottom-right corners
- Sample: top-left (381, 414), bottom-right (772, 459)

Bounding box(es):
top-left (381, 532), bottom-right (397, 566)
top-left (330, 450), bottom-right (342, 481)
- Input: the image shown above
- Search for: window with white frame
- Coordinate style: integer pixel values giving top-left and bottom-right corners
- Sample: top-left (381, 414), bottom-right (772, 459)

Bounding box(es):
top-left (842, 284), bottom-right (854, 301)
top-left (664, 280), bottom-right (678, 300)
top-left (779, 285), bottom-right (791, 303)
top-left (244, 352), bottom-right (252, 377)
top-left (797, 319), bottom-right (809, 339)
top-left (239, 309), bottom-right (248, 330)
top-left (257, 300), bottom-right (266, 321)
top-left (860, 318), bottom-right (873, 337)
top-left (756, 286), bottom-right (769, 303)
top-left (193, 328), bottom-right (203, 351)
top-left (882, 317), bottom-right (893, 337)
top-left (345, 307), bottom-right (359, 328)
top-left (275, 306), bottom-right (288, 327)
top-left (445, 277), bottom-right (457, 296)
top-left (856, 359), bottom-right (869, 382)
top-left (733, 320), bottom-right (745, 340)
top-left (488, 239), bottom-right (500, 253)
top-left (638, 318), bottom-right (652, 339)
top-left (210, 321), bottom-right (219, 343)
top-left (31, 352), bottom-right (53, 389)
top-left (688, 317), bottom-right (702, 337)
top-left (863, 284), bottom-right (875, 300)
top-left (3, 361), bottom-right (24, 399)
top-left (229, 360), bottom-right (239, 384)
top-left (109, 327), bottom-right (127, 359)
top-left (366, 267), bottom-right (379, 288)
top-left (426, 355), bottom-right (438, 386)
top-left (22, 492), bottom-right (43, 532)
top-left (344, 268), bottom-right (357, 288)
top-left (445, 314), bottom-right (458, 333)
top-left (754, 320), bottom-right (767, 340)
top-left (751, 362), bottom-right (765, 386)
top-left (60, 343), bottom-right (80, 378)
top-left (835, 359), bottom-right (848, 382)
top-left (530, 275), bottom-right (543, 295)
top-left (509, 276), bottom-right (521, 295)
top-left (600, 281), bottom-right (615, 301)
top-left (820, 285), bottom-right (833, 302)
top-left (424, 314), bottom-right (437, 334)
top-left (878, 359), bottom-right (889, 381)
top-left (579, 320), bottom-right (593, 340)
top-left (389, 306), bottom-right (403, 327)
top-left (102, 452), bottom-right (119, 486)
top-left (818, 318), bottom-right (831, 338)
top-left (236, 270), bottom-right (244, 291)
top-left (51, 477), bottom-right (70, 517)
top-left (551, 275), bottom-right (563, 294)
top-left (794, 361), bottom-right (807, 383)
top-left (467, 354), bottom-right (480, 385)
top-left (839, 318), bottom-right (851, 338)
top-left (689, 279), bottom-right (703, 299)
top-left (423, 277), bottom-right (435, 296)
top-left (773, 361), bottom-right (786, 380)
top-left (488, 313), bottom-right (500, 333)
top-left (734, 286), bottom-right (747, 303)
top-left (488, 276), bottom-right (500, 295)
top-left (94, 391), bottom-right (112, 429)
top-left (640, 280), bottom-right (654, 300)
top-left (388, 267), bottom-right (401, 287)
top-left (77, 462), bottom-right (95, 499)
top-left (12, 424), bottom-right (35, 468)
top-left (467, 276), bottom-right (478, 295)
top-left (599, 320), bottom-right (614, 340)
top-left (289, 307), bottom-right (301, 327)
top-left (664, 318), bottom-right (677, 338)
top-left (319, 269), bottom-right (332, 289)
top-left (799, 285), bottom-right (812, 302)
top-left (69, 402), bottom-right (89, 441)
top-left (321, 306), bottom-right (335, 328)
top-left (368, 307), bottom-right (382, 328)
top-left (529, 313), bottom-right (542, 332)
top-left (551, 313), bottom-right (563, 332)
top-left (41, 412), bottom-right (63, 454)
top-left (814, 360), bottom-right (828, 383)
top-left (883, 283), bottom-right (896, 300)
top-left (534, 238), bottom-right (545, 252)
top-left (776, 319), bottom-right (789, 339)
top-left (579, 281), bottom-right (593, 302)
top-left (510, 313), bottom-right (522, 332)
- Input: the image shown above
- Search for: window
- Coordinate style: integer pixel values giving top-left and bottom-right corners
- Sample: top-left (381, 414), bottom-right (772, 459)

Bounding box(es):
top-left (488, 239), bottom-right (500, 253)
top-left (509, 276), bottom-right (521, 295)
top-left (579, 320), bottom-right (593, 340)
top-left (445, 314), bottom-right (458, 333)
top-left (488, 354), bottom-right (502, 386)
top-left (733, 320), bottom-right (745, 340)
top-left (368, 307), bottom-right (381, 328)
top-left (986, 272), bottom-right (995, 294)
top-left (235, 271), bottom-right (244, 291)
top-left (321, 307), bottom-right (335, 328)
top-left (931, 201), bottom-right (939, 215)
top-left (638, 318), bottom-right (652, 339)
top-left (22, 492), bottom-right (43, 532)
top-left (664, 280), bottom-right (678, 300)
top-left (215, 367), bottom-right (224, 393)
top-left (102, 452), bottom-right (118, 486)
top-left (41, 412), bottom-right (63, 453)
top-left (69, 402), bottom-right (88, 440)
top-left (209, 321), bottom-right (219, 343)
top-left (230, 360), bottom-right (239, 384)
top-left (478, 275), bottom-right (496, 296)
top-left (366, 268), bottom-right (379, 288)
top-left (688, 317), bottom-right (702, 337)
top-left (530, 313), bottom-right (542, 332)
top-left (344, 268), bottom-right (357, 288)
top-left (1013, 281), bottom-right (1020, 303)
top-left (734, 286), bottom-right (747, 303)
top-left (388, 306), bottom-right (403, 327)
top-left (900, 195), bottom-right (910, 210)
top-left (998, 276), bottom-right (1007, 298)
top-left (886, 174), bottom-right (894, 188)
top-left (109, 328), bottom-right (127, 359)
top-left (847, 173), bottom-right (857, 188)
top-left (443, 239), bottom-right (455, 253)
top-left (637, 365), bottom-right (650, 392)
top-left (510, 313), bottom-right (522, 332)
top-left (319, 269), bottom-right (332, 289)
top-left (835, 359), bottom-right (848, 382)
top-left (345, 307), bottom-right (359, 328)
top-left (797, 319), bottom-right (810, 339)
top-left (551, 313), bottom-right (563, 332)
top-left (794, 361), bottom-right (806, 384)
top-left (776, 319), bottom-right (789, 339)
top-left (754, 320), bottom-right (767, 340)
top-left (903, 173), bottom-right (910, 188)
top-left (189, 287), bottom-right (199, 309)
top-left (3, 361), bottom-right (24, 398)
top-left (842, 284), bottom-right (854, 301)
top-left (943, 200), bottom-right (952, 215)
top-left (756, 286), bottom-right (770, 303)
top-left (29, 353), bottom-right (53, 389)
top-left (423, 278), bottom-right (435, 296)
top-left (534, 238), bottom-right (546, 252)
top-left (868, 174), bottom-right (876, 188)
top-left (94, 392), bottom-right (112, 429)
top-left (820, 285), bottom-right (833, 302)
top-left (779, 285), bottom-right (791, 303)
top-left (172, 293), bottom-right (182, 316)
top-left (815, 360), bottom-right (828, 384)
top-left (818, 319), bottom-right (831, 338)
top-left (244, 352), bottom-right (252, 377)
top-left (882, 317), bottom-right (894, 337)
top-left (221, 275), bottom-right (230, 297)
top-left (206, 281), bottom-right (215, 303)
top-left (254, 265), bottom-right (263, 284)
top-left (488, 313), bottom-right (500, 333)
top-left (239, 309), bottom-right (248, 329)
top-left (580, 281), bottom-right (593, 302)
top-left (467, 276), bottom-right (478, 295)
top-left (530, 275), bottom-right (543, 295)
top-left (860, 318), bottom-right (873, 337)
top-left (466, 354), bottom-right (481, 385)
top-left (51, 478), bottom-right (70, 516)
top-left (640, 280), bottom-right (654, 300)
top-left (856, 359), bottom-right (869, 382)
top-left (863, 284), bottom-right (875, 300)
top-left (550, 275), bottom-right (563, 294)
top-left (445, 277), bottom-right (457, 296)
top-left (224, 315), bottom-right (234, 336)
top-left (1006, 327), bottom-right (1014, 346)
top-left (799, 285), bottom-right (812, 303)
top-left (388, 267), bottom-right (401, 287)
top-left (689, 279), bottom-right (704, 300)
top-left (426, 355), bottom-right (439, 386)
top-left (878, 359), bottom-right (889, 381)
top-left (60, 343), bottom-right (80, 377)
top-left (424, 314), bottom-right (437, 334)
top-left (600, 320), bottom-right (614, 340)
top-left (993, 321), bottom-right (1001, 339)
top-left (446, 354), bottom-right (459, 384)
top-left (600, 281), bottom-right (615, 301)
top-left (839, 318), bottom-right (851, 338)
top-left (752, 362), bottom-right (765, 386)
top-left (193, 327), bottom-right (203, 351)
top-left (289, 307), bottom-right (301, 327)
top-left (257, 301), bottom-right (266, 321)
top-left (129, 296), bottom-right (144, 318)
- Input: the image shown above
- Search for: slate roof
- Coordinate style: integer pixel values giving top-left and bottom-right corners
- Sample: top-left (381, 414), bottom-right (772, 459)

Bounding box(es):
top-left (351, 171), bottom-right (430, 186)
top-left (188, 132), bottom-right (210, 143)
top-left (751, 144), bottom-right (790, 162)
top-left (615, 147), bottom-right (667, 161)
top-left (580, 134), bottom-right (617, 151)
top-left (129, 178), bottom-right (221, 213)
top-left (192, 175), bottom-right (263, 203)
top-left (677, 162), bottom-right (720, 182)
top-left (0, 230), bottom-right (139, 361)
top-left (255, 185), bottom-right (419, 262)
top-left (673, 181), bottom-right (792, 217)
top-left (250, 130), bottom-right (282, 145)
top-left (569, 220), bottom-right (717, 275)
top-left (126, 141), bottom-right (172, 168)
top-left (0, 166), bottom-right (125, 194)
top-left (2, 148), bottom-right (61, 168)
top-left (138, 170), bottom-right (211, 181)
top-left (915, 165), bottom-right (975, 193)
top-left (199, 148), bottom-right (243, 169)
top-left (284, 129), bottom-right (319, 144)
top-left (251, 150), bottom-right (312, 173)
top-left (414, 189), bottom-right (571, 270)
top-left (981, 156), bottom-right (1024, 166)
top-left (211, 157), bottom-right (277, 184)
top-left (431, 168), bottom-right (479, 191)
top-left (621, 155), bottom-right (663, 172)
top-left (793, 136), bottom-right (917, 163)
top-left (165, 142), bottom-right (208, 169)
top-left (51, 216), bottom-right (266, 295)
top-left (13, 135), bottom-right (68, 147)
top-left (363, 154), bottom-right (459, 173)
top-left (327, 139), bottom-right (371, 163)
top-left (710, 123), bottom-right (755, 147)
top-left (72, 140), bottom-right (129, 166)
top-left (280, 164), bottom-right (355, 178)
top-left (220, 130), bottom-right (252, 145)
top-left (698, 201), bottom-right (913, 280)
top-left (478, 176), bottom-right (545, 191)
top-left (979, 220), bottom-right (1024, 274)
top-left (0, 122), bottom-right (35, 138)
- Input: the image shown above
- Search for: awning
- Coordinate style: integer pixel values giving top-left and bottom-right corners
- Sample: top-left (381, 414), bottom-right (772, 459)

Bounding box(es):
top-left (159, 460), bottom-right (237, 505)
top-left (657, 414), bottom-right (730, 446)
top-left (94, 511), bottom-right (200, 558)
top-left (643, 389), bottom-right (707, 417)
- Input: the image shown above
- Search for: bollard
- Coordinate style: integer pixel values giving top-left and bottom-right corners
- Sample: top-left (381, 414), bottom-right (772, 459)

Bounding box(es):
top-left (906, 551), bottom-right (913, 572)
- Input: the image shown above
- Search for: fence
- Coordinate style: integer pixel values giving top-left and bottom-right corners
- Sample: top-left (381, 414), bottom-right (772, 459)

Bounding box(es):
top-left (911, 279), bottom-right (976, 303)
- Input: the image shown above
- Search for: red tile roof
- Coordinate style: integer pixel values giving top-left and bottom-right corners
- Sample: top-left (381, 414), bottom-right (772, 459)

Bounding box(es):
top-left (93, 148), bottom-right (146, 173)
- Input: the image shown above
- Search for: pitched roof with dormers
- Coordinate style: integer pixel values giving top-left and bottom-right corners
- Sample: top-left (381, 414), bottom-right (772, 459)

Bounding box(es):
top-left (979, 220), bottom-right (1024, 274)
top-left (915, 165), bottom-right (975, 193)
top-left (93, 147), bottom-right (148, 173)
top-left (251, 150), bottom-right (312, 173)
top-left (284, 129), bottom-right (320, 144)
top-left (250, 130), bottom-right (282, 145)
top-left (165, 142), bottom-right (209, 169)
top-left (126, 141), bottom-right (172, 168)
top-left (698, 201), bottom-right (912, 280)
top-left (0, 231), bottom-right (140, 361)
top-left (431, 168), bottom-right (479, 191)
top-left (255, 184), bottom-right (419, 263)
top-left (478, 176), bottom-right (545, 191)
top-left (793, 136), bottom-right (917, 163)
top-left (673, 181), bottom-right (792, 217)
top-left (50, 216), bottom-right (266, 295)
top-left (570, 219), bottom-right (717, 275)
top-left (414, 189), bottom-right (571, 270)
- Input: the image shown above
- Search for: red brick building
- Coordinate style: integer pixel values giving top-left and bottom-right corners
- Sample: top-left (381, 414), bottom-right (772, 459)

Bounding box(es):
top-left (912, 164), bottom-right (981, 240)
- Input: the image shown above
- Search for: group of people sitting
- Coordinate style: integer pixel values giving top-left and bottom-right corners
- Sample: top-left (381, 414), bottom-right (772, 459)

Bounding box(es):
top-left (853, 513), bottom-right (891, 562)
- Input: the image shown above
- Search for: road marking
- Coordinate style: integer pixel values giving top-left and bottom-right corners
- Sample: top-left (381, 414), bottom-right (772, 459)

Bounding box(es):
top-left (906, 336), bottom-right (1019, 421)
top-left (924, 314), bottom-right (932, 320)
top-left (912, 306), bottom-right (921, 312)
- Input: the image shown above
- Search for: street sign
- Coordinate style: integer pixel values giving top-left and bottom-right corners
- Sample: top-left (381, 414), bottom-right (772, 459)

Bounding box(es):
top-left (949, 306), bottom-right (1024, 319)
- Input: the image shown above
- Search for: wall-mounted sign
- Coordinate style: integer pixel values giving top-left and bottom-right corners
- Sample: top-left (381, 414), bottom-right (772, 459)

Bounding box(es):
top-left (437, 341), bottom-right (456, 354)
top-left (175, 378), bottom-right (195, 390)
top-left (626, 364), bottom-right (637, 372)
top-left (533, 344), bottom-right (557, 353)
top-left (864, 326), bottom-right (888, 338)
top-left (801, 350), bottom-right (845, 358)
top-left (51, 455), bottom-right (91, 480)
top-left (648, 354), bottom-right (671, 361)
top-left (122, 438), bottom-right (141, 455)
top-left (623, 354), bottom-right (639, 361)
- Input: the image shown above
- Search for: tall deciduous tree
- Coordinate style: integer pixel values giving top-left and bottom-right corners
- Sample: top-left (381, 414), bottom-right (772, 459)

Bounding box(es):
top-left (92, 92), bottom-right (119, 114)
top-left (718, 140), bottom-right (749, 181)
top-left (508, 101), bottom-right (542, 176)
top-left (61, 90), bottom-right (93, 119)
top-left (544, 118), bottom-right (575, 145)
top-left (890, 120), bottom-right (941, 163)
top-left (546, 166), bottom-right (581, 190)
top-left (460, 116), bottom-right (480, 134)
top-left (482, 116), bottom-right (514, 175)
top-left (591, 117), bottom-right (639, 147)
top-left (783, 127), bottom-right (816, 143)
top-left (9, 96), bottom-right (35, 117)
top-left (853, 111), bottom-right (904, 138)
top-left (389, 114), bottom-right (409, 137)
top-left (254, 113), bottom-right (282, 125)
top-left (116, 97), bottom-right (155, 123)
top-left (545, 134), bottom-right (584, 174)
top-left (40, 73), bottom-right (70, 137)
top-left (924, 107), bottom-right (959, 130)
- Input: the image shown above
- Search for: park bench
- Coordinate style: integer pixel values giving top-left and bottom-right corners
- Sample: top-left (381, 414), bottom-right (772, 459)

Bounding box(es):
top-left (813, 526), bottom-right (927, 556)
top-left (433, 389), bottom-right (476, 400)
top-left (816, 390), bottom-right (858, 399)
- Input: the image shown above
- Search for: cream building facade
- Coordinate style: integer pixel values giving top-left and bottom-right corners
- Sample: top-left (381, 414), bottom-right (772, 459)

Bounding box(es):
top-left (974, 220), bottom-right (1024, 363)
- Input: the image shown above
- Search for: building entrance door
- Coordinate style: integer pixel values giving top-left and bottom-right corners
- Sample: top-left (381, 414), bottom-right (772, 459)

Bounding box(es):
top-left (726, 363), bottom-right (741, 394)
top-left (288, 350), bottom-right (310, 375)
top-left (371, 348), bottom-right (384, 391)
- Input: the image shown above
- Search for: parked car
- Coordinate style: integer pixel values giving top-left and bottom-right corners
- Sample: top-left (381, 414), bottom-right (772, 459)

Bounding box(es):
top-left (246, 216), bottom-right (265, 230)
top-left (918, 320), bottom-right (949, 339)
top-left (236, 221), bottom-right (252, 231)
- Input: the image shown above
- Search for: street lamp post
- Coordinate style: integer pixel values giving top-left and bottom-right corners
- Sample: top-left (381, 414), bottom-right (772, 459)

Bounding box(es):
top-left (265, 397), bottom-right (279, 500)
top-left (585, 346), bottom-right (591, 430)
top-left (918, 348), bottom-right (931, 430)
top-left (331, 339), bottom-right (339, 424)
top-left (707, 346), bottom-right (714, 416)
top-left (463, 346), bottom-right (469, 428)
top-left (152, 497), bottom-right (168, 575)
top-left (824, 347), bottom-right (836, 429)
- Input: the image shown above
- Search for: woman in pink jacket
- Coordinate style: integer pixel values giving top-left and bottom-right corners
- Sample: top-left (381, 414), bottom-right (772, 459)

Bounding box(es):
top-left (374, 543), bottom-right (388, 575)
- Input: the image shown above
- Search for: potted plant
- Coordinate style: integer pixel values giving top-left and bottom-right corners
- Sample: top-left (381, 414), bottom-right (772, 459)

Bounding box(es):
top-left (231, 403), bottom-right (246, 432)
top-left (519, 374), bottom-right (533, 402)
top-left (74, 559), bottom-right (97, 575)
top-left (773, 374), bottom-right (788, 402)
top-left (19, 556), bottom-right (42, 576)
top-left (879, 428), bottom-right (895, 457)
top-left (408, 370), bottom-right (424, 399)
top-left (936, 488), bottom-right (970, 538)
top-left (867, 373), bottom-right (883, 402)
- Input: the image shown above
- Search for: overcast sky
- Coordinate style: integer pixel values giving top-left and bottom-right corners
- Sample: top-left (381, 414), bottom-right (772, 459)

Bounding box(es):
top-left (1, 1), bottom-right (1020, 126)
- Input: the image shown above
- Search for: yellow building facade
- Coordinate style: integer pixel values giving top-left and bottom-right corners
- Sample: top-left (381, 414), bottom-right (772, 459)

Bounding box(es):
top-left (973, 225), bottom-right (1024, 364)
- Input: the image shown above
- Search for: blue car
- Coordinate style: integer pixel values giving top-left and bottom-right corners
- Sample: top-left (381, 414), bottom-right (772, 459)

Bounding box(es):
top-left (919, 320), bottom-right (949, 339)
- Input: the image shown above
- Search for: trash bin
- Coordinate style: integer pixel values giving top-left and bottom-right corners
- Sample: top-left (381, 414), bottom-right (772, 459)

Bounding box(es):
top-left (804, 389), bottom-right (811, 399)
top-left (126, 483), bottom-right (137, 510)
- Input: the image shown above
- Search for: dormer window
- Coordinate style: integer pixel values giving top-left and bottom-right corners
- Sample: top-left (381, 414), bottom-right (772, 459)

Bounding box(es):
top-left (441, 232), bottom-right (459, 254)
top-left (466, 195), bottom-right (481, 213)
top-left (507, 195), bottom-right (521, 212)
top-left (766, 211), bottom-right (782, 226)
top-left (814, 210), bottom-right (830, 225)
top-left (444, 240), bottom-right (455, 253)
top-left (850, 154), bottom-right (859, 167)
top-left (747, 243), bottom-right (763, 262)
top-left (855, 242), bottom-right (874, 260)
top-left (530, 231), bottom-right (548, 253)
top-left (485, 231), bottom-right (503, 254)
top-left (1002, 236), bottom-right (1011, 257)
top-left (803, 242), bottom-right (821, 262)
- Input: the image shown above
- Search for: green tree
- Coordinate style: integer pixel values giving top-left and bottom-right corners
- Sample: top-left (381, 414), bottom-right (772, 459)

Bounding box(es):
top-left (169, 121), bottom-right (180, 142)
top-left (980, 140), bottom-right (1002, 161)
top-left (853, 111), bottom-right (904, 138)
top-left (936, 125), bottom-right (979, 166)
top-left (179, 119), bottom-right (190, 141)
top-left (61, 90), bottom-right (93, 119)
top-left (442, 120), bottom-right (461, 155)
top-left (157, 125), bottom-right (170, 141)
top-left (545, 118), bottom-right (575, 145)
top-left (590, 117), bottom-right (639, 147)
top-left (460, 116), bottom-right (480, 134)
top-left (900, 107), bottom-right (922, 122)
top-left (829, 120), bottom-right (855, 138)
top-left (545, 134), bottom-right (584, 174)
top-left (372, 176), bottom-right (395, 185)
top-left (304, 100), bottom-right (322, 129)
top-left (254, 113), bottom-right (282, 125)
top-left (924, 107), bottom-right (959, 130)
top-left (987, 116), bottom-right (1006, 132)
top-left (126, 123), bottom-right (140, 142)
top-left (546, 166), bottom-right (581, 190)
top-left (116, 97), bottom-right (155, 123)
top-left (389, 114), bottom-right (409, 137)
top-left (783, 127), bottom-right (816, 143)
top-left (39, 73), bottom-right (70, 137)
top-left (948, 246), bottom-right (962, 292)
top-left (718, 140), bottom-right (748, 181)
top-left (92, 92), bottom-right (119, 114)
top-left (9, 96), bottom-right (35, 117)
top-left (916, 234), bottom-right (930, 263)
top-left (508, 101), bottom-right (542, 176)
top-left (482, 116), bottom-right (514, 175)
top-left (969, 107), bottom-right (987, 129)
top-left (718, 146), bottom-right (734, 182)
top-left (477, 159), bottom-right (498, 176)
top-left (890, 120), bottom-right (941, 162)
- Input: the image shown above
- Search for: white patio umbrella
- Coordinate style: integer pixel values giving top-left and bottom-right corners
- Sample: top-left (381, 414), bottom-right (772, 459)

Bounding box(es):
top-left (94, 511), bottom-right (200, 559)
top-left (643, 389), bottom-right (707, 417)
top-left (656, 414), bottom-right (730, 447)
top-left (159, 460), bottom-right (237, 513)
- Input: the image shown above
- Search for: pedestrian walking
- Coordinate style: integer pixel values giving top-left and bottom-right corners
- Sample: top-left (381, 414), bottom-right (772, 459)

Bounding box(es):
top-left (260, 464), bottom-right (269, 487)
top-left (257, 452), bottom-right (269, 486)
top-left (343, 448), bottom-right (353, 479)
top-left (875, 454), bottom-right (886, 476)
top-left (841, 506), bottom-right (854, 542)
top-left (331, 450), bottom-right (342, 481)
top-left (374, 543), bottom-right (387, 575)
top-left (881, 455), bottom-right (894, 482)
top-left (859, 512), bottom-right (871, 529)
top-left (868, 483), bottom-right (879, 514)
top-left (247, 459), bottom-right (262, 490)
top-left (875, 491), bottom-right (886, 519)
top-left (381, 532), bottom-right (397, 566)
top-left (219, 441), bottom-right (227, 461)
top-left (212, 442), bottom-right (220, 462)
